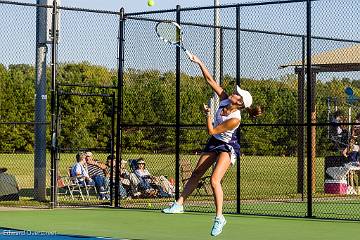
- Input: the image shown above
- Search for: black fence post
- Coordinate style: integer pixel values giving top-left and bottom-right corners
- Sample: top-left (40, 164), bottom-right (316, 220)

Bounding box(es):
top-left (110, 92), bottom-right (116, 206)
top-left (115, 7), bottom-right (125, 208)
top-left (236, 4), bottom-right (241, 214)
top-left (306, 0), bottom-right (313, 218)
top-left (50, 0), bottom-right (59, 209)
top-left (175, 4), bottom-right (181, 200)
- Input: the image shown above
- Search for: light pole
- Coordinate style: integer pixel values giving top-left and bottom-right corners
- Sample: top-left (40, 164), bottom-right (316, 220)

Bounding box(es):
top-left (34, 0), bottom-right (49, 202)
top-left (212, 0), bottom-right (221, 114)
top-left (35, 0), bottom-right (60, 202)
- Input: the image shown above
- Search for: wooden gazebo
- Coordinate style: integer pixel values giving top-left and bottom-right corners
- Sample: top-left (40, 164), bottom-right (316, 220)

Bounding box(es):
top-left (280, 44), bottom-right (360, 194)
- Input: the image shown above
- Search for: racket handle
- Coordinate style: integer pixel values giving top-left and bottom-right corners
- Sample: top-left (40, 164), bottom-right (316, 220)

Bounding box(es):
top-left (185, 50), bottom-right (193, 60)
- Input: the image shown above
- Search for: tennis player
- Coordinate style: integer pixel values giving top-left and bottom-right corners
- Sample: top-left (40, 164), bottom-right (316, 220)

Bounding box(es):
top-left (162, 54), bottom-right (262, 236)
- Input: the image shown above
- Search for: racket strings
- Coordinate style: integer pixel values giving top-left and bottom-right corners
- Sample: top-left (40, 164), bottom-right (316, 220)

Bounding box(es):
top-left (156, 22), bottom-right (182, 44)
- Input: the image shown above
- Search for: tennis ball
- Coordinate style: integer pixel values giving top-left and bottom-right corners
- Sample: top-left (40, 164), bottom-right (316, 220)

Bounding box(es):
top-left (147, 0), bottom-right (155, 7)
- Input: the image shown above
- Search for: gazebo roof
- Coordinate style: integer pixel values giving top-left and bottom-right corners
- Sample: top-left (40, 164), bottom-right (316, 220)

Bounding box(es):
top-left (280, 44), bottom-right (360, 72)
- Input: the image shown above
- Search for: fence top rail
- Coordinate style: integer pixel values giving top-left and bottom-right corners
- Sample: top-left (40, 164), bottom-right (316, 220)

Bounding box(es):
top-left (125, 0), bottom-right (323, 17)
top-left (0, 0), bottom-right (120, 15)
top-left (0, 0), bottom-right (338, 17)
top-left (126, 16), bottom-right (360, 43)
top-left (58, 6), bottom-right (120, 15)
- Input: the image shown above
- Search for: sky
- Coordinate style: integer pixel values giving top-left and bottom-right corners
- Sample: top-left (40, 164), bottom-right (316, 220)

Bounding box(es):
top-left (16, 0), bottom-right (265, 12)
top-left (3, 0), bottom-right (359, 81)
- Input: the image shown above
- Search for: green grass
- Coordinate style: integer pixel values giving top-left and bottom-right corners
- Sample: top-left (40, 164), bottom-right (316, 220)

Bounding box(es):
top-left (2, 153), bottom-right (360, 220)
top-left (0, 153), bottom-right (328, 197)
top-left (0, 208), bottom-right (360, 240)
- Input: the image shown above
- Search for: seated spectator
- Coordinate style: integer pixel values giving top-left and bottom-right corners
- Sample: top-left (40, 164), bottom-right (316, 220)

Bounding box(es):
top-left (105, 155), bottom-right (128, 199)
top-left (0, 168), bottom-right (19, 201)
top-left (342, 137), bottom-right (360, 165)
top-left (71, 152), bottom-right (94, 186)
top-left (85, 152), bottom-right (110, 200)
top-left (105, 155), bottom-right (141, 199)
top-left (134, 158), bottom-right (174, 198)
top-left (330, 110), bottom-right (349, 151)
top-left (341, 138), bottom-right (360, 194)
top-left (120, 158), bottom-right (142, 198)
top-left (134, 158), bottom-right (156, 194)
top-left (352, 113), bottom-right (360, 141)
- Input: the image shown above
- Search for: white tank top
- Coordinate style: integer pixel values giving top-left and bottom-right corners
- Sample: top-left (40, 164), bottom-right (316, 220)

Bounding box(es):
top-left (213, 99), bottom-right (241, 143)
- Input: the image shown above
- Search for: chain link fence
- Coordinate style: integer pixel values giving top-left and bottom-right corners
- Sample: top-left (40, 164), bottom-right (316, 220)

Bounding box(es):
top-left (123, 0), bottom-right (360, 220)
top-left (0, 0), bottom-right (360, 220)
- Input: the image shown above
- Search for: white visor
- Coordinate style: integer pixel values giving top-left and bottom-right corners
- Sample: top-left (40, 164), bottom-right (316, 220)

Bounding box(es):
top-left (236, 86), bottom-right (253, 108)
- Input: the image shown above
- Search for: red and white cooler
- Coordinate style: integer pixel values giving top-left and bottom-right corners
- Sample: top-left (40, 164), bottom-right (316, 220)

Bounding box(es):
top-left (324, 179), bottom-right (347, 194)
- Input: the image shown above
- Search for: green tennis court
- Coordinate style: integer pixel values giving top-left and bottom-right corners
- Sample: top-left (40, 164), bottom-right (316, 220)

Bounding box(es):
top-left (0, 208), bottom-right (359, 239)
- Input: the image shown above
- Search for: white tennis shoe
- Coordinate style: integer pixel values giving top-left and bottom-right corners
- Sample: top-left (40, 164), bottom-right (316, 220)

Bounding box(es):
top-left (162, 201), bottom-right (184, 214)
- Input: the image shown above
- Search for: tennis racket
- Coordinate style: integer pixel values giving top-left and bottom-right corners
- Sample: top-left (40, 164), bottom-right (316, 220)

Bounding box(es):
top-left (155, 20), bottom-right (193, 60)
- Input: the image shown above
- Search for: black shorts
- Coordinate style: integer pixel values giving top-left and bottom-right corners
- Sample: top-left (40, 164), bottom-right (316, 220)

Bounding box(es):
top-left (203, 136), bottom-right (240, 164)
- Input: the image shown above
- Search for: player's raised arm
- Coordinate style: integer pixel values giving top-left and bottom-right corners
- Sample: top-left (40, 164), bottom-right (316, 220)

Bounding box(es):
top-left (190, 55), bottom-right (228, 101)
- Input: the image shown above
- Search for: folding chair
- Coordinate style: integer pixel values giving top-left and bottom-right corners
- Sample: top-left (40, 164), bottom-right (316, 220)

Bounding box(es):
top-left (180, 159), bottom-right (212, 196)
top-left (55, 171), bottom-right (85, 200)
top-left (68, 167), bottom-right (98, 200)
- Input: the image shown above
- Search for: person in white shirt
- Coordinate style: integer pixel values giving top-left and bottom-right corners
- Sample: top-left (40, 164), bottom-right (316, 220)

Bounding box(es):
top-left (162, 54), bottom-right (262, 237)
top-left (71, 152), bottom-right (93, 186)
